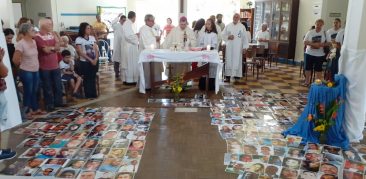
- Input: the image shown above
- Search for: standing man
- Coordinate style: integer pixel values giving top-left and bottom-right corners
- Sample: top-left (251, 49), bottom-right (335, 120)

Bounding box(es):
top-left (121, 11), bottom-right (139, 85)
top-left (93, 14), bottom-right (111, 62)
top-left (111, 13), bottom-right (126, 79)
top-left (35, 18), bottom-right (64, 112)
top-left (222, 13), bottom-right (249, 82)
top-left (163, 16), bottom-right (196, 75)
top-left (256, 23), bottom-right (270, 55)
top-left (139, 14), bottom-right (163, 90)
top-left (216, 14), bottom-right (225, 31)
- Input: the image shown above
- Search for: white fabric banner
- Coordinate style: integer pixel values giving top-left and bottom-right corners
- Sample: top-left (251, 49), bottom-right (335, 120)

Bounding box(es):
top-left (138, 49), bottom-right (223, 94)
top-left (0, 28), bottom-right (22, 131)
top-left (338, 47), bottom-right (366, 142)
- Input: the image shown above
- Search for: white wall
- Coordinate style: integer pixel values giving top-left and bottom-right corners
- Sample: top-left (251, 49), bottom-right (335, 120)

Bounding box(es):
top-left (55, 0), bottom-right (127, 29)
top-left (321, 0), bottom-right (348, 30)
top-left (25, 0), bottom-right (53, 26)
top-left (294, 0), bottom-right (348, 62)
top-left (0, 0), bottom-right (16, 29)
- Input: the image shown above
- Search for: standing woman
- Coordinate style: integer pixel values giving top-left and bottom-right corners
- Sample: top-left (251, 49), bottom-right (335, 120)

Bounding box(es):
top-left (303, 19), bottom-right (326, 86)
top-left (198, 18), bottom-right (218, 90)
top-left (75, 22), bottom-right (99, 98)
top-left (163, 18), bottom-right (174, 38)
top-left (12, 23), bottom-right (44, 118)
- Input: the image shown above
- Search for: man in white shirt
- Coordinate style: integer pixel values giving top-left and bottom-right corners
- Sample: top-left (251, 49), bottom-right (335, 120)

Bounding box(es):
top-left (255, 23), bottom-right (270, 54)
top-left (222, 13), bottom-right (249, 82)
top-left (121, 11), bottom-right (139, 85)
top-left (162, 16), bottom-right (196, 76)
top-left (111, 13), bottom-right (126, 79)
top-left (138, 14), bottom-right (163, 90)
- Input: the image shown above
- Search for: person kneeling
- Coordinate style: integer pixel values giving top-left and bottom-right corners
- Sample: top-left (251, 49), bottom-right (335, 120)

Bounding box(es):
top-left (60, 50), bottom-right (82, 98)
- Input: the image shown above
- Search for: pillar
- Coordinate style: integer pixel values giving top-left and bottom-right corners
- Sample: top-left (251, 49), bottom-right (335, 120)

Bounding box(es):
top-left (0, 22), bottom-right (22, 131)
top-left (338, 0), bottom-right (366, 142)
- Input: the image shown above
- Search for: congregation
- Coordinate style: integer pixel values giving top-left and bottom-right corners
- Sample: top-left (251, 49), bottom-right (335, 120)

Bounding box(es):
top-left (0, 8), bottom-right (346, 165)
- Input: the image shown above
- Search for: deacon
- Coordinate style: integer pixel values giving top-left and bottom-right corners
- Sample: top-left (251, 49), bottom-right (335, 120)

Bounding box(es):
top-left (162, 16), bottom-right (196, 75)
top-left (138, 14), bottom-right (163, 90)
top-left (121, 11), bottom-right (139, 85)
top-left (222, 13), bottom-right (249, 82)
top-left (111, 13), bottom-right (126, 79)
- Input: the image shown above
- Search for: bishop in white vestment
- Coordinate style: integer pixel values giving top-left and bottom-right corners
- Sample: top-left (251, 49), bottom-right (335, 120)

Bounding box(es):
top-left (222, 13), bottom-right (249, 80)
top-left (121, 11), bottom-right (139, 84)
top-left (162, 16), bottom-right (196, 76)
top-left (138, 14), bottom-right (163, 89)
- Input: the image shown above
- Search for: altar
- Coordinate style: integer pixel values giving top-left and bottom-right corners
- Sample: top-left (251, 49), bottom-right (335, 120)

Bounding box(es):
top-left (138, 49), bottom-right (223, 94)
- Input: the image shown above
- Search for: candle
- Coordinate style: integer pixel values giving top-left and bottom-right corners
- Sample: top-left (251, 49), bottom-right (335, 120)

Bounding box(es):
top-left (150, 44), bottom-right (155, 49)
top-left (207, 45), bottom-right (211, 51)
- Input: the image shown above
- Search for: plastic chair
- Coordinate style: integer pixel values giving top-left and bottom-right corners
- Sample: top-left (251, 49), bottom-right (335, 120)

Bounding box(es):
top-left (98, 39), bottom-right (110, 65)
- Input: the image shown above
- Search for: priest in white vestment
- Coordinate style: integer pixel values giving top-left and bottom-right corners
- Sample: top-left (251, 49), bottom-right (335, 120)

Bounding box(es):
top-left (162, 16), bottom-right (196, 76)
top-left (138, 14), bottom-right (163, 89)
top-left (222, 13), bottom-right (249, 82)
top-left (121, 11), bottom-right (139, 84)
top-left (111, 13), bottom-right (126, 79)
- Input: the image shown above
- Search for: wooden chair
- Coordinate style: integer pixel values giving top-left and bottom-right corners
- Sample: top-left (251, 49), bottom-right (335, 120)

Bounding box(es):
top-left (221, 44), bottom-right (226, 80)
top-left (268, 41), bottom-right (278, 67)
top-left (243, 47), bottom-right (262, 80)
top-left (254, 45), bottom-right (266, 72)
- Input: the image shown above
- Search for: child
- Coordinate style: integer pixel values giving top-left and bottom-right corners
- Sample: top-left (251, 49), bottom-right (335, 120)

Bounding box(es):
top-left (60, 50), bottom-right (82, 98)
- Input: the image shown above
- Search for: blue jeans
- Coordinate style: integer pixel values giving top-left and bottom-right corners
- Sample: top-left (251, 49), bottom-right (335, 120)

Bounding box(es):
top-left (40, 69), bottom-right (63, 108)
top-left (19, 70), bottom-right (40, 111)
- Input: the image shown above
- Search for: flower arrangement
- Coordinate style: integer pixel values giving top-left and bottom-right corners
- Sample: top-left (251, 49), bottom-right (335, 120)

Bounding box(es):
top-left (169, 74), bottom-right (184, 100)
top-left (314, 79), bottom-right (335, 88)
top-left (307, 98), bottom-right (342, 141)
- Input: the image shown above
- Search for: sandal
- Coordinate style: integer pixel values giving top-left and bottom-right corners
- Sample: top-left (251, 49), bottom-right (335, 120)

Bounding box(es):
top-left (302, 83), bottom-right (310, 87)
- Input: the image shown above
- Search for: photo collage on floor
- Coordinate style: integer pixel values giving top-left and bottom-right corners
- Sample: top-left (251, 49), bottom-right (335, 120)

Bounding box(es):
top-left (211, 89), bottom-right (366, 179)
top-left (148, 94), bottom-right (212, 107)
top-left (0, 107), bottom-right (155, 179)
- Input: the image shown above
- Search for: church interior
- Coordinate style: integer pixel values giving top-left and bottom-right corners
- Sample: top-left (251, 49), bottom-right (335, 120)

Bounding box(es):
top-left (1, 0), bottom-right (366, 179)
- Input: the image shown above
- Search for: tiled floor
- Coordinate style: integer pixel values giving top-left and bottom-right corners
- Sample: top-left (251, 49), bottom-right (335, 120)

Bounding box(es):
top-left (0, 63), bottom-right (316, 179)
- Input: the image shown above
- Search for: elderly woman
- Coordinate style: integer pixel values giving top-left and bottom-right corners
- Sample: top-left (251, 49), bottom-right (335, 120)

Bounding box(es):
top-left (60, 36), bottom-right (78, 60)
top-left (13, 23), bottom-right (45, 118)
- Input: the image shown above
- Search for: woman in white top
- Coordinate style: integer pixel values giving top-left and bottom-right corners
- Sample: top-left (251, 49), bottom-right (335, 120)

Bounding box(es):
top-left (75, 22), bottom-right (99, 98)
top-left (199, 18), bottom-right (218, 49)
top-left (198, 19), bottom-right (218, 90)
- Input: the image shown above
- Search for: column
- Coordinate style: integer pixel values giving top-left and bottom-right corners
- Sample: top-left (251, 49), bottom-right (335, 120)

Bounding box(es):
top-left (0, 19), bottom-right (22, 131)
top-left (338, 0), bottom-right (366, 142)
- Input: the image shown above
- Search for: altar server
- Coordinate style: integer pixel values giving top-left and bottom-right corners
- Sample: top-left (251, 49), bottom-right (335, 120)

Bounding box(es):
top-left (121, 11), bottom-right (139, 84)
top-left (111, 13), bottom-right (126, 79)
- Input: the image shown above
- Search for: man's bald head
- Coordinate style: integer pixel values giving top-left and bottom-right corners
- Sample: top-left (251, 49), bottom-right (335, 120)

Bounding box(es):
top-left (39, 18), bottom-right (53, 32)
top-left (233, 13), bottom-right (240, 24)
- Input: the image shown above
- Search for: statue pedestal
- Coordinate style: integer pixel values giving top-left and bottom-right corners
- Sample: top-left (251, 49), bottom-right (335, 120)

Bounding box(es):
top-left (283, 75), bottom-right (349, 149)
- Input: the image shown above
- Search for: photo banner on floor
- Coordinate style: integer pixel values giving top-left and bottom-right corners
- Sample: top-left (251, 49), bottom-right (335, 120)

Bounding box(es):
top-left (0, 28), bottom-right (22, 131)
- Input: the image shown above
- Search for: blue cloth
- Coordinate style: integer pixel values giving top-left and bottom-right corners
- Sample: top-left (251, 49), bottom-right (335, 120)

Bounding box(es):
top-left (283, 74), bottom-right (349, 149)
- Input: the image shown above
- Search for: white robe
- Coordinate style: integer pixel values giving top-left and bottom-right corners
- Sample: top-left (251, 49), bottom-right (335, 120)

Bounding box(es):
top-left (111, 16), bottom-right (124, 63)
top-left (121, 19), bottom-right (139, 83)
top-left (138, 25), bottom-right (163, 89)
top-left (162, 26), bottom-right (196, 76)
top-left (222, 22), bottom-right (249, 78)
top-left (200, 24), bottom-right (222, 45)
